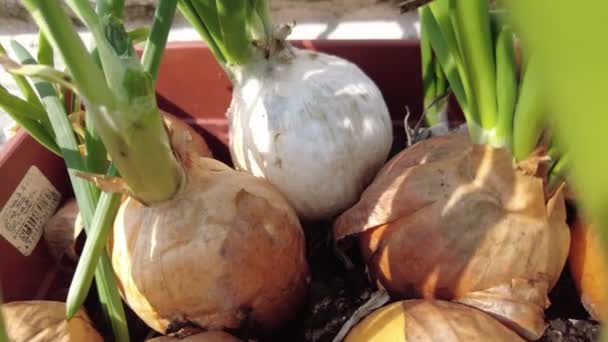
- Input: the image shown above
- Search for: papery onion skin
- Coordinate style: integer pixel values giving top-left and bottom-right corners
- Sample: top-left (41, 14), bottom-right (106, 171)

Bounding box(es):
top-left (228, 47), bottom-right (393, 220)
top-left (109, 157), bottom-right (309, 334)
top-left (569, 218), bottom-right (607, 320)
top-left (345, 300), bottom-right (524, 342)
top-left (162, 111), bottom-right (212, 160)
top-left (147, 331), bottom-right (241, 342)
top-left (1, 301), bottom-right (102, 342)
top-left (335, 133), bottom-right (570, 340)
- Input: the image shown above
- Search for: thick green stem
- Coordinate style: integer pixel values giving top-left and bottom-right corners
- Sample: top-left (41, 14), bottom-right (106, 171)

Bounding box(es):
top-left (512, 55), bottom-right (544, 161)
top-left (60, 0), bottom-right (182, 204)
top-left (494, 24), bottom-right (517, 150)
top-left (142, 0), bottom-right (178, 80)
top-left (216, 2), bottom-right (251, 65)
top-left (452, 0), bottom-right (498, 131)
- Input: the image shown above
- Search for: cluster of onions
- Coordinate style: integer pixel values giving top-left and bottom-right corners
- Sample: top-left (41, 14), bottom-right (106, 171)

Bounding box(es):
top-left (178, 0), bottom-right (393, 220)
top-left (1, 0), bottom-right (309, 340)
top-left (336, 1), bottom-right (570, 340)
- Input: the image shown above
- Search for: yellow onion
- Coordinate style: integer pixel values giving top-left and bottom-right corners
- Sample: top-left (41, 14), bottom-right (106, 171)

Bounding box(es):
top-left (43, 198), bottom-right (83, 263)
top-left (162, 112), bottom-right (212, 160)
top-left (1, 301), bottom-right (102, 342)
top-left (569, 218), bottom-right (607, 320)
top-left (147, 331), bottom-right (241, 342)
top-left (335, 134), bottom-right (570, 340)
top-left (345, 300), bottom-right (524, 342)
top-left (109, 157), bottom-right (310, 334)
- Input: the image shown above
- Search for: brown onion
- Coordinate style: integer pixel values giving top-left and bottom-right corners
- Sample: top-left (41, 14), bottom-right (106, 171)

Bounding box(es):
top-left (335, 133), bottom-right (570, 340)
top-left (147, 331), bottom-right (241, 342)
top-left (1, 301), bottom-right (102, 342)
top-left (43, 198), bottom-right (83, 263)
top-left (109, 157), bottom-right (309, 334)
top-left (345, 300), bottom-right (524, 342)
top-left (162, 112), bottom-right (212, 160)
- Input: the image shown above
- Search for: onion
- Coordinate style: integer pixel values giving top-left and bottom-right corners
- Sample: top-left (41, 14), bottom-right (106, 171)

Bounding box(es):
top-left (162, 111), bottom-right (212, 160)
top-left (147, 331), bottom-right (240, 342)
top-left (345, 300), bottom-right (524, 342)
top-left (569, 218), bottom-right (606, 320)
top-left (1, 301), bottom-right (102, 342)
top-left (228, 46), bottom-right (393, 220)
top-left (335, 133), bottom-right (570, 340)
top-left (109, 156), bottom-right (310, 334)
top-left (44, 198), bottom-right (83, 263)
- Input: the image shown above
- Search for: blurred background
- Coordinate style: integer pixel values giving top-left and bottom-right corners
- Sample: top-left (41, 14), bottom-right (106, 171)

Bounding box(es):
top-left (0, 0), bottom-right (419, 148)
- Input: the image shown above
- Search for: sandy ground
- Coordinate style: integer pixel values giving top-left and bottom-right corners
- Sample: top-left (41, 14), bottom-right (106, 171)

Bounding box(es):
top-left (0, 0), bottom-right (419, 148)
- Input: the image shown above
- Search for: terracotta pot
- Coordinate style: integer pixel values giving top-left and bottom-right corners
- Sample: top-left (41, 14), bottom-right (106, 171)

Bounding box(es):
top-left (0, 39), bottom-right (441, 304)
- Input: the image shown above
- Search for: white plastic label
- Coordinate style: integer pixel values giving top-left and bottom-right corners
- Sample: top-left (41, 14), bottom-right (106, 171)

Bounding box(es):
top-left (0, 166), bottom-right (62, 256)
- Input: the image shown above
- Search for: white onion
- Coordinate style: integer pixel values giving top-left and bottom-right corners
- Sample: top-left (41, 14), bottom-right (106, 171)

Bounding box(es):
top-left (228, 47), bottom-right (393, 220)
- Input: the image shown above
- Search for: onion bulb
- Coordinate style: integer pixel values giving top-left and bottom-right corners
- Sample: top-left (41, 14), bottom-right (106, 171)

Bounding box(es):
top-left (335, 133), bottom-right (570, 340)
top-left (44, 198), bottom-right (83, 263)
top-left (345, 300), bottom-right (524, 342)
top-left (228, 46), bottom-right (393, 220)
top-left (147, 331), bottom-right (240, 342)
top-left (569, 218), bottom-right (607, 320)
top-left (109, 156), bottom-right (309, 334)
top-left (162, 112), bottom-right (212, 160)
top-left (1, 301), bottom-right (102, 342)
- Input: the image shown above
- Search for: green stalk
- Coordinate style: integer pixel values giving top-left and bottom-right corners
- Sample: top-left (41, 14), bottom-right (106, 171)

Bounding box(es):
top-left (66, 166), bottom-right (121, 320)
top-left (37, 32), bottom-right (54, 66)
top-left (216, 1), bottom-right (251, 65)
top-left (52, 0), bottom-right (182, 204)
top-left (68, 0), bottom-right (177, 320)
top-left (419, 6), bottom-right (439, 126)
top-left (10, 40), bottom-right (54, 134)
top-left (0, 42), bottom-right (44, 110)
top-left (512, 55), bottom-right (544, 161)
top-left (187, 0), bottom-right (228, 60)
top-left (141, 0), bottom-right (178, 79)
top-left (96, 0), bottom-right (125, 18)
top-left (419, 6), bottom-right (474, 135)
top-left (547, 154), bottom-right (569, 195)
top-left (21, 0), bottom-right (115, 111)
top-left (0, 87), bottom-right (60, 155)
top-left (179, 0), bottom-right (258, 66)
top-left (178, 0), bottom-right (226, 64)
top-left (28, 72), bottom-right (129, 342)
top-left (494, 23), bottom-right (517, 150)
top-left (451, 0), bottom-right (498, 134)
